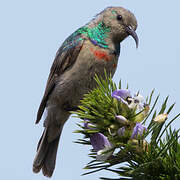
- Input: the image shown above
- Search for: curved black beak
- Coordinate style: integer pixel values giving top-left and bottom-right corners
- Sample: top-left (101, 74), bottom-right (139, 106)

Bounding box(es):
top-left (126, 26), bottom-right (139, 48)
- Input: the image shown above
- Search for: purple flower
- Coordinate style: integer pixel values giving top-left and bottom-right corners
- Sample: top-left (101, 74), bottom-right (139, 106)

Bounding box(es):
top-left (112, 90), bottom-right (145, 111)
top-left (111, 89), bottom-right (131, 105)
top-left (84, 120), bottom-right (113, 160)
top-left (131, 123), bottom-right (147, 139)
top-left (117, 127), bottom-right (125, 137)
top-left (90, 133), bottom-right (113, 161)
top-left (90, 133), bottom-right (112, 151)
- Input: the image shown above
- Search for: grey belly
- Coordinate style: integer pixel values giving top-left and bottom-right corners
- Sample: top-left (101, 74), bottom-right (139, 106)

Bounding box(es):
top-left (48, 49), bottom-right (117, 110)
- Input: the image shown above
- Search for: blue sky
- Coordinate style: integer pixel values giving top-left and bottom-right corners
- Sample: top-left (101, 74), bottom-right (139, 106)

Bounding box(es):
top-left (0, 0), bottom-right (180, 179)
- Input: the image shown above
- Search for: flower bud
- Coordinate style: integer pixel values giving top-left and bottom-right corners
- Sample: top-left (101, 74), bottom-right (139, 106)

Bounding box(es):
top-left (116, 115), bottom-right (129, 125)
top-left (154, 114), bottom-right (168, 123)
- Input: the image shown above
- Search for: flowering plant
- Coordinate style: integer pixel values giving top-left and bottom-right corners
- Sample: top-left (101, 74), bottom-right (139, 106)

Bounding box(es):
top-left (73, 73), bottom-right (180, 180)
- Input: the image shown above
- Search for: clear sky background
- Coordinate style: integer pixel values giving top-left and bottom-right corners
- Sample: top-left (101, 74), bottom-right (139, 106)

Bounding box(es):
top-left (0, 0), bottom-right (180, 179)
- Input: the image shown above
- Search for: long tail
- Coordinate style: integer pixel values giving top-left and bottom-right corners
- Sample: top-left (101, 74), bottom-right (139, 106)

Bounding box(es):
top-left (33, 128), bottom-right (60, 177)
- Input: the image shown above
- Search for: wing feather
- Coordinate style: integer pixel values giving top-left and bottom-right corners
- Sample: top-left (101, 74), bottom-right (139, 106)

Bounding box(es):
top-left (36, 33), bottom-right (84, 124)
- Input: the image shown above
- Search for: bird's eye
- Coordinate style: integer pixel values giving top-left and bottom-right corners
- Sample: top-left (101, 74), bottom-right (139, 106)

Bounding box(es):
top-left (117, 15), bottom-right (122, 21)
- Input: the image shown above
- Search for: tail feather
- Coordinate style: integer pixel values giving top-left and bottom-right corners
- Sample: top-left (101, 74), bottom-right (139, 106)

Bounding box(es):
top-left (42, 137), bottom-right (60, 177)
top-left (37, 129), bottom-right (46, 151)
top-left (33, 128), bottom-right (60, 177)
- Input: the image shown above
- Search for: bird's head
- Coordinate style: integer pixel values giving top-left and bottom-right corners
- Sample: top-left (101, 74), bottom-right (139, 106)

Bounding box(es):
top-left (92, 7), bottom-right (138, 48)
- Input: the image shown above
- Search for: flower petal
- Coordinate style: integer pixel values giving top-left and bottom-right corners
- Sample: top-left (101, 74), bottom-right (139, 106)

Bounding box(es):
top-left (134, 94), bottom-right (144, 110)
top-left (117, 127), bottom-right (125, 137)
top-left (90, 133), bottom-right (112, 151)
top-left (128, 94), bottom-right (145, 110)
top-left (111, 89), bottom-right (131, 102)
top-left (134, 94), bottom-right (144, 103)
top-left (131, 123), bottom-right (147, 139)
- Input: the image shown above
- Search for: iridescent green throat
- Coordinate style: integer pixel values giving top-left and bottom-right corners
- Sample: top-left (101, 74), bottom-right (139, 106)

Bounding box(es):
top-left (78, 22), bottom-right (111, 48)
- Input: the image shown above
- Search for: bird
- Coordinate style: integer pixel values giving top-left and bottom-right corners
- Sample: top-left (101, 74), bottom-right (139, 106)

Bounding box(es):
top-left (33, 6), bottom-right (139, 177)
